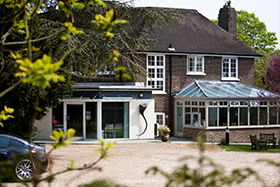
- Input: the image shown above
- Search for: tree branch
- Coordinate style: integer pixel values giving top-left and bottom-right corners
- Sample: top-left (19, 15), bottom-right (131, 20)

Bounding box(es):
top-left (0, 80), bottom-right (21, 98)
top-left (2, 30), bottom-right (64, 46)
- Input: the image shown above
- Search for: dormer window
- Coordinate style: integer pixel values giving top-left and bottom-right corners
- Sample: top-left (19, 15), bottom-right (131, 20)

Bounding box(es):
top-left (222, 57), bottom-right (239, 80)
top-left (187, 56), bottom-right (205, 75)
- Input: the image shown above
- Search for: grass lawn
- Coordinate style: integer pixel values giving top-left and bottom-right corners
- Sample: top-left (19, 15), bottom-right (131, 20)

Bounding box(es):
top-left (219, 144), bottom-right (280, 153)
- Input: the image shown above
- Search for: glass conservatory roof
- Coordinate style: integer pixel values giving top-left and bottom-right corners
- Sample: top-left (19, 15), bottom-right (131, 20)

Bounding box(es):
top-left (174, 80), bottom-right (272, 99)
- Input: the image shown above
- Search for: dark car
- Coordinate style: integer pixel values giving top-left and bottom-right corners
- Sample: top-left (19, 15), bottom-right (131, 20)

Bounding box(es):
top-left (0, 134), bottom-right (48, 181)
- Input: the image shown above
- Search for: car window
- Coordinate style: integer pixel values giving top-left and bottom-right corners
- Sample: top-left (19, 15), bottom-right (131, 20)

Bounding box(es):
top-left (0, 137), bottom-right (9, 148)
top-left (8, 139), bottom-right (24, 149)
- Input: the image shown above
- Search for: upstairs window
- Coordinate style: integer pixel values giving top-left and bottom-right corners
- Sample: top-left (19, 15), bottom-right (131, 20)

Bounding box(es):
top-left (187, 56), bottom-right (205, 75)
top-left (222, 58), bottom-right (238, 79)
top-left (147, 55), bottom-right (165, 93)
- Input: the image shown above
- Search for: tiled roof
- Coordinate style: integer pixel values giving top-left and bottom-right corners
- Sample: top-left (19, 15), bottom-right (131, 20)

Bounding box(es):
top-left (144, 8), bottom-right (261, 57)
top-left (174, 80), bottom-right (272, 98)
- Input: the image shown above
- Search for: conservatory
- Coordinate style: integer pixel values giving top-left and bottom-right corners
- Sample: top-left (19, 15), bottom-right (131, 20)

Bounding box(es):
top-left (173, 80), bottom-right (280, 139)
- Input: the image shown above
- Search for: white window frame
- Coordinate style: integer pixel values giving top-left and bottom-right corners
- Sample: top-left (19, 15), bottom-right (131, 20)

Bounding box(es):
top-left (146, 54), bottom-right (166, 94)
top-left (221, 57), bottom-right (239, 81)
top-left (155, 112), bottom-right (165, 126)
top-left (186, 56), bottom-right (205, 75)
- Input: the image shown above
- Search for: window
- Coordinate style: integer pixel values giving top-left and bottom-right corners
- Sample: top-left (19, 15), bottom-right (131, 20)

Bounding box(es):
top-left (0, 137), bottom-right (9, 147)
top-left (102, 102), bottom-right (129, 139)
top-left (187, 56), bottom-right (205, 75)
top-left (147, 55), bottom-right (165, 92)
top-left (8, 139), bottom-right (24, 149)
top-left (155, 113), bottom-right (165, 126)
top-left (222, 58), bottom-right (238, 79)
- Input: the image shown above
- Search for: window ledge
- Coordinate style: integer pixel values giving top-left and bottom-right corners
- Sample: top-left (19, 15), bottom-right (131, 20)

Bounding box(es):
top-left (152, 91), bottom-right (167, 95)
top-left (186, 72), bottom-right (206, 76)
top-left (221, 77), bottom-right (240, 81)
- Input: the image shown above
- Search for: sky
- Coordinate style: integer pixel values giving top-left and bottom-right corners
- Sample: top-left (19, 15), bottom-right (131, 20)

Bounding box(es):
top-left (133, 0), bottom-right (280, 49)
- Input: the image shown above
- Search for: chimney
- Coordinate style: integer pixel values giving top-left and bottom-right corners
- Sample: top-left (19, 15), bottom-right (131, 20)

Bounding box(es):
top-left (218, 5), bottom-right (236, 37)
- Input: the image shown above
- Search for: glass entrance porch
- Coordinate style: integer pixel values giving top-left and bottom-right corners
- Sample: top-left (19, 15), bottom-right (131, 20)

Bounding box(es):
top-left (51, 101), bottom-right (129, 140)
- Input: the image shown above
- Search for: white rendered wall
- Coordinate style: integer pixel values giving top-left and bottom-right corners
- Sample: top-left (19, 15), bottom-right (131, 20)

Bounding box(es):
top-left (34, 110), bottom-right (52, 140)
top-left (130, 99), bottom-right (155, 139)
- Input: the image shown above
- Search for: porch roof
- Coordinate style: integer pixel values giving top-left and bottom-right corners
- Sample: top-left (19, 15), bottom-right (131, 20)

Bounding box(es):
top-left (174, 80), bottom-right (272, 99)
top-left (72, 82), bottom-right (156, 91)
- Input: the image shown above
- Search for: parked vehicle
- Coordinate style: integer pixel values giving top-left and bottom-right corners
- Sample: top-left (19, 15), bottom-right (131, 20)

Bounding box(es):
top-left (0, 133), bottom-right (48, 181)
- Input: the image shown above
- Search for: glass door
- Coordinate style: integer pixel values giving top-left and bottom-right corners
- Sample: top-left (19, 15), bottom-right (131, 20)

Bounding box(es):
top-left (66, 104), bottom-right (83, 138)
top-left (175, 106), bottom-right (183, 136)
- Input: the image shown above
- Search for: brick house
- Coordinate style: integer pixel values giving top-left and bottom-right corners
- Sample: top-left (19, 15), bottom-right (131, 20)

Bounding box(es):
top-left (35, 5), bottom-right (280, 143)
top-left (139, 6), bottom-right (280, 143)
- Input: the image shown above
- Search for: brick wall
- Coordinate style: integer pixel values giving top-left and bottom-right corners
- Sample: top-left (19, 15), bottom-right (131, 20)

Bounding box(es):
top-left (137, 54), bottom-right (255, 136)
top-left (183, 126), bottom-right (280, 144)
top-left (218, 7), bottom-right (237, 37)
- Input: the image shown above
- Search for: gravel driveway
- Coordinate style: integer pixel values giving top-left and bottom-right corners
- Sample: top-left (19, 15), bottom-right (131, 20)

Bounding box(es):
top-left (3, 142), bottom-right (280, 187)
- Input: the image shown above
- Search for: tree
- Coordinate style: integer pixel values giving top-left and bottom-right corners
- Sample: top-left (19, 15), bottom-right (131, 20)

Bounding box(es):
top-left (0, 0), bottom-right (134, 186)
top-left (0, 0), bottom-right (178, 137)
top-left (212, 10), bottom-right (279, 89)
top-left (261, 53), bottom-right (280, 95)
top-left (236, 10), bottom-right (278, 56)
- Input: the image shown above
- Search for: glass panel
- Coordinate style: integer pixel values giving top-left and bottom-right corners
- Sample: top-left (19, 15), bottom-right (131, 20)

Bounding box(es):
top-left (52, 102), bottom-right (64, 131)
top-left (219, 108), bottom-right (227, 126)
top-left (86, 102), bottom-right (97, 139)
top-left (269, 107), bottom-right (277, 124)
top-left (260, 107), bottom-right (267, 125)
top-left (177, 101), bottom-right (183, 106)
top-left (240, 108), bottom-right (248, 126)
top-left (230, 59), bottom-right (236, 77)
top-left (185, 107), bottom-right (191, 125)
top-left (102, 102), bottom-right (129, 139)
top-left (196, 57), bottom-right (203, 72)
top-left (250, 107), bottom-right (258, 125)
top-left (148, 69), bottom-right (155, 78)
top-left (148, 80), bottom-right (155, 88)
top-left (157, 69), bottom-right (163, 78)
top-left (157, 56), bottom-right (163, 66)
top-left (208, 108), bottom-right (217, 126)
top-left (230, 108), bottom-right (238, 126)
top-left (192, 113), bottom-right (200, 126)
top-left (223, 58), bottom-right (229, 77)
top-left (185, 101), bottom-right (191, 106)
top-left (192, 101), bottom-right (198, 106)
top-left (148, 56), bottom-right (155, 66)
top-left (67, 104), bottom-right (83, 137)
top-left (156, 114), bottom-right (164, 126)
top-left (199, 101), bottom-right (205, 106)
top-left (188, 57), bottom-right (195, 72)
top-left (157, 81), bottom-right (163, 90)
top-left (177, 107), bottom-right (183, 132)
top-left (200, 108), bottom-right (206, 127)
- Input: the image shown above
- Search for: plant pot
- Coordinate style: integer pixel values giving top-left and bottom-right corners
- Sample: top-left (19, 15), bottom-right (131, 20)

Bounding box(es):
top-left (161, 135), bottom-right (169, 142)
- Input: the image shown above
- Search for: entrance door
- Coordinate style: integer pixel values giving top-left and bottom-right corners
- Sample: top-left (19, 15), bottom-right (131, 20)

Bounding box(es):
top-left (175, 106), bottom-right (183, 136)
top-left (66, 104), bottom-right (83, 138)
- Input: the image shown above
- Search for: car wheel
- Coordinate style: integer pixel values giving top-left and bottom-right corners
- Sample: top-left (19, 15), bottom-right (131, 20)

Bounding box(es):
top-left (15, 159), bottom-right (36, 181)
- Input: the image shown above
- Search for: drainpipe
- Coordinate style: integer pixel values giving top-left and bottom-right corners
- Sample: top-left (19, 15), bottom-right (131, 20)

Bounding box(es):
top-left (168, 44), bottom-right (173, 136)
